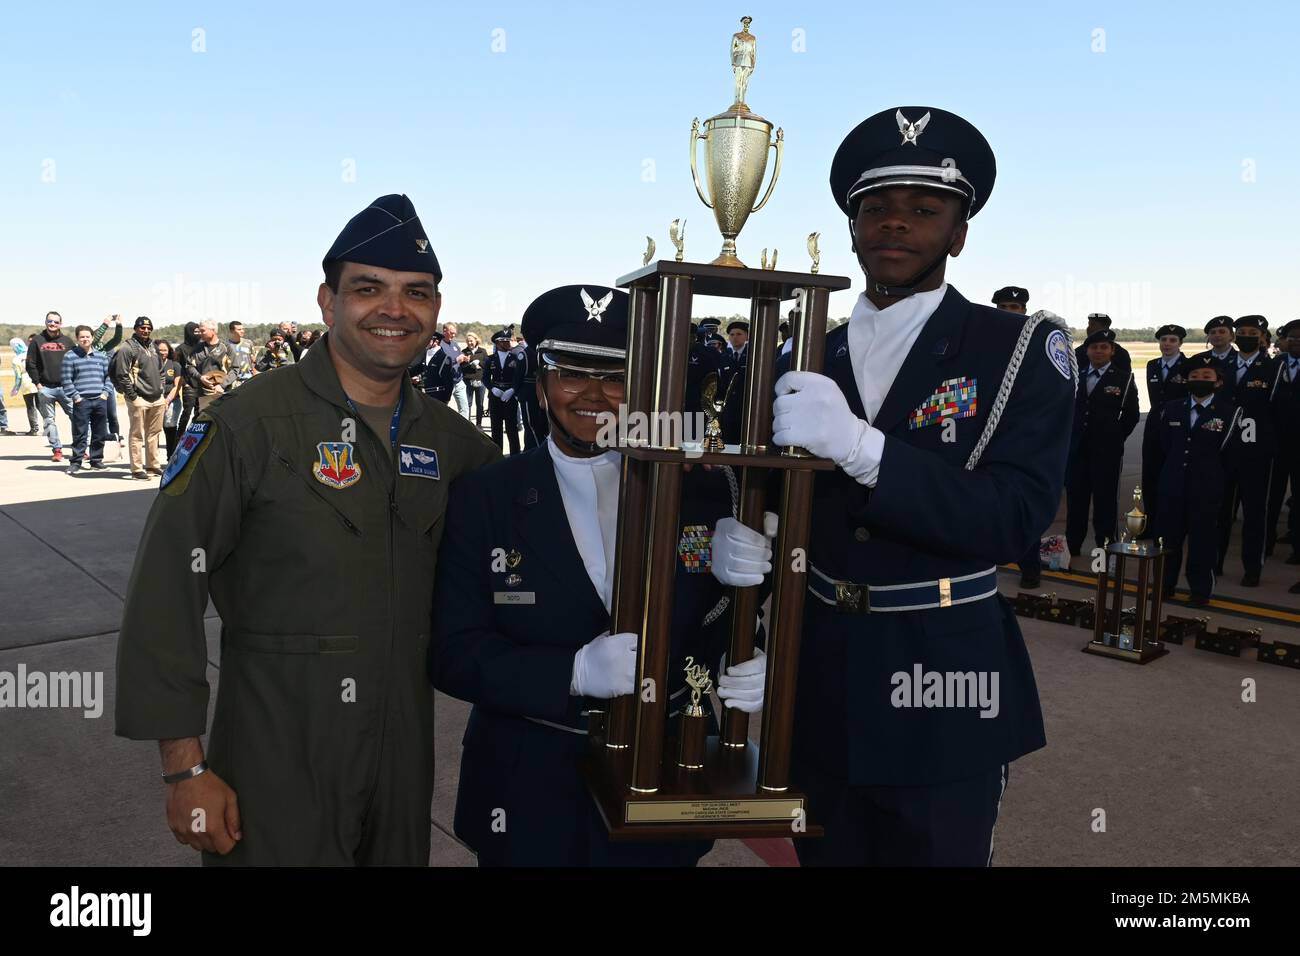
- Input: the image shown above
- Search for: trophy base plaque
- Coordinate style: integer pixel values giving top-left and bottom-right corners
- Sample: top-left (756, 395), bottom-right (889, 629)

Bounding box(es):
top-left (581, 738), bottom-right (821, 840)
top-left (1082, 635), bottom-right (1169, 665)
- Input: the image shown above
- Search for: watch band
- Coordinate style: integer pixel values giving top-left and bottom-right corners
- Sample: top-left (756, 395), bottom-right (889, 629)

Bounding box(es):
top-left (161, 760), bottom-right (209, 785)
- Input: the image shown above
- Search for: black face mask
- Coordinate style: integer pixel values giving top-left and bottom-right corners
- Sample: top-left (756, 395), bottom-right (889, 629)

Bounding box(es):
top-left (1236, 334), bottom-right (1259, 354)
top-left (1188, 380), bottom-right (1216, 397)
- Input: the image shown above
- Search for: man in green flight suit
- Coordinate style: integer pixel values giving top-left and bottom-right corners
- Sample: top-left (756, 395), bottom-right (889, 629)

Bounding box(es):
top-left (115, 194), bottom-right (501, 865)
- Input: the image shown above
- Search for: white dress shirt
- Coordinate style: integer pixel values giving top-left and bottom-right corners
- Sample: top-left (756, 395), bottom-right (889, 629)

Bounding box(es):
top-left (840, 284), bottom-right (948, 487)
top-left (548, 437), bottom-right (621, 611)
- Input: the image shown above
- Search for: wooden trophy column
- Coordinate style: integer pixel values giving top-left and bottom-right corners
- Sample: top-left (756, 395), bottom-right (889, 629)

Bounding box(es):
top-left (581, 260), bottom-right (848, 839)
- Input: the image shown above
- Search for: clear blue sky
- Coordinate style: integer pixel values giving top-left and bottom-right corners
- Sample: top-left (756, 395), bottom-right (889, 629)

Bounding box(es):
top-left (3, 1), bottom-right (1297, 334)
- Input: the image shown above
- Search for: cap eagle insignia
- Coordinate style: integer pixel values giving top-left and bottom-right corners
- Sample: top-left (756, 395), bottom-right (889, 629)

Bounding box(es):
top-left (580, 288), bottom-right (614, 323)
top-left (896, 109), bottom-right (931, 146)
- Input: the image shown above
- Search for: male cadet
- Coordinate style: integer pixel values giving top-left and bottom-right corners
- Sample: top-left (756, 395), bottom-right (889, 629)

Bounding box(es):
top-left (1189, 316), bottom-right (1240, 406)
top-left (760, 107), bottom-right (1074, 865)
top-left (1065, 329), bottom-right (1140, 560)
top-left (1266, 320), bottom-right (1300, 561)
top-left (485, 326), bottom-right (522, 454)
top-left (1216, 315), bottom-right (1279, 584)
top-left (717, 320), bottom-right (750, 442)
top-left (1074, 313), bottom-right (1130, 373)
top-left (1140, 325), bottom-right (1190, 538)
top-left (993, 287), bottom-right (1043, 586)
top-left (991, 285), bottom-right (1028, 315)
top-left (115, 194), bottom-right (500, 865)
top-left (1154, 363), bottom-right (1238, 605)
top-left (411, 329), bottom-right (455, 404)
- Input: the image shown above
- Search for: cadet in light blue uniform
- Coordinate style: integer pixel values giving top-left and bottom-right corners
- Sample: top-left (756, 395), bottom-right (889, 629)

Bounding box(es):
top-left (755, 106), bottom-right (1075, 865)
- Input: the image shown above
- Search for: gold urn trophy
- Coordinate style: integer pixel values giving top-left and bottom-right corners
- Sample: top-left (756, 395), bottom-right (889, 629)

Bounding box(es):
top-left (1084, 487), bottom-right (1169, 664)
top-left (579, 16), bottom-right (850, 839)
top-left (690, 16), bottom-right (784, 268)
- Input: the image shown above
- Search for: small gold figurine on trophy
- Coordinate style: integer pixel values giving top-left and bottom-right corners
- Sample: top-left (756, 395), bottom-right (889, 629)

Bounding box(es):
top-left (669, 218), bottom-right (686, 262)
top-left (678, 656), bottom-right (714, 770)
top-left (642, 236), bottom-right (656, 266)
top-left (760, 248), bottom-right (778, 270)
top-left (1124, 487), bottom-right (1147, 552)
top-left (690, 16), bottom-right (784, 268)
top-left (699, 371), bottom-right (733, 452)
top-left (807, 232), bottom-right (821, 274)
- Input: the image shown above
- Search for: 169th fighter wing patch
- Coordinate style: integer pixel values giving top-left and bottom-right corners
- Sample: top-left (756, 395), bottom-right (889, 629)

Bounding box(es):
top-left (1045, 329), bottom-right (1072, 380)
top-left (161, 421), bottom-right (214, 495)
top-left (678, 525), bottom-right (713, 573)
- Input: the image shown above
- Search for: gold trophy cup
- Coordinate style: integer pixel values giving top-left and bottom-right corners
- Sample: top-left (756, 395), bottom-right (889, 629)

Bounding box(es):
top-left (1124, 487), bottom-right (1147, 551)
top-left (690, 16), bottom-right (784, 268)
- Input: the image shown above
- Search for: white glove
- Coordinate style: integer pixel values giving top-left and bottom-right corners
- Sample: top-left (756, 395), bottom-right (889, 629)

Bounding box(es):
top-left (501, 388), bottom-right (515, 402)
top-left (772, 371), bottom-right (867, 466)
top-left (490, 386), bottom-right (503, 399)
top-left (717, 649), bottom-right (766, 713)
top-left (710, 513), bottom-right (778, 587)
top-left (571, 631), bottom-right (637, 698)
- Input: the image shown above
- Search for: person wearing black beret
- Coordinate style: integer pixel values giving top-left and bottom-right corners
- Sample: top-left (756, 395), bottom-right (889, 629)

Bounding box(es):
top-left (429, 284), bottom-right (764, 866)
top-left (1065, 329), bottom-right (1140, 561)
top-left (991, 286), bottom-right (1029, 315)
top-left (1214, 315), bottom-right (1282, 584)
top-left (1267, 320), bottom-right (1300, 561)
top-left (1139, 325), bottom-right (1191, 538)
top-left (114, 193), bottom-right (501, 865)
top-left (1073, 313), bottom-right (1130, 373)
top-left (764, 106), bottom-right (1076, 866)
top-left (1188, 315), bottom-right (1240, 407)
top-left (483, 325), bottom-right (523, 454)
top-left (1153, 361), bottom-right (1237, 605)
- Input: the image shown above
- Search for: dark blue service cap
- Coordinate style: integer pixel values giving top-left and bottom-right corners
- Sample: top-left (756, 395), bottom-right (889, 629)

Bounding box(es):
top-left (323, 194), bottom-right (442, 283)
top-left (830, 107), bottom-right (996, 219)
top-left (1204, 315), bottom-right (1233, 333)
top-left (521, 285), bottom-right (629, 361)
top-left (490, 325), bottom-right (514, 344)
top-left (1084, 329), bottom-right (1116, 347)
top-left (1155, 324), bottom-right (1187, 340)
top-left (726, 320), bottom-right (749, 334)
top-left (1277, 319), bottom-right (1300, 336)
top-left (1235, 314), bottom-right (1267, 331)
top-left (992, 286), bottom-right (1028, 305)
top-left (698, 318), bottom-right (721, 332)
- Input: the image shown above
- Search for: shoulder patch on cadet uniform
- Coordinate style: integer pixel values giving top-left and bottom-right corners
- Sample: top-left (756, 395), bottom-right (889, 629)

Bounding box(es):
top-left (161, 421), bottom-right (213, 494)
top-left (1045, 329), bottom-right (1072, 380)
top-left (678, 524), bottom-right (713, 573)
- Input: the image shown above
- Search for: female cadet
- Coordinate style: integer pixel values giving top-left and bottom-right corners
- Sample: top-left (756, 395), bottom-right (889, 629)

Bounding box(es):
top-left (429, 284), bottom-right (772, 866)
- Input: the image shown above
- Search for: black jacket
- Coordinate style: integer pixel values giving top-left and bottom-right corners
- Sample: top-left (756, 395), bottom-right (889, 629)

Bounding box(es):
top-left (26, 330), bottom-right (76, 387)
top-left (483, 346), bottom-right (522, 397)
top-left (1157, 394), bottom-right (1238, 504)
top-left (461, 346), bottom-right (488, 385)
top-left (112, 336), bottom-right (163, 402)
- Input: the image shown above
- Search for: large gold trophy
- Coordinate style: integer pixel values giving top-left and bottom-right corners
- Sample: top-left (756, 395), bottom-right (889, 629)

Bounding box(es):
top-left (690, 16), bottom-right (784, 268)
top-left (1084, 486), bottom-right (1169, 664)
top-left (580, 16), bottom-right (849, 840)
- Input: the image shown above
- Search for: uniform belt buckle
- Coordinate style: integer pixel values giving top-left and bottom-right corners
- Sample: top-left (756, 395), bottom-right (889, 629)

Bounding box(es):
top-left (938, 577), bottom-right (953, 608)
top-left (835, 581), bottom-right (869, 614)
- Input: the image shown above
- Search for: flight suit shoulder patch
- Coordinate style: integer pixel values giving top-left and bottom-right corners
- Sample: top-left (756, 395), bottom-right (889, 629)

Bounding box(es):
top-left (161, 421), bottom-right (216, 495)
